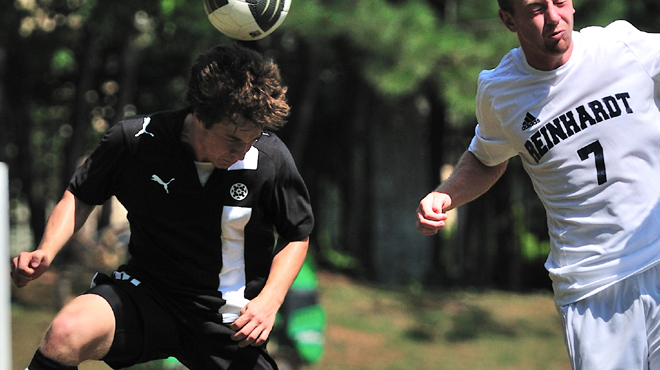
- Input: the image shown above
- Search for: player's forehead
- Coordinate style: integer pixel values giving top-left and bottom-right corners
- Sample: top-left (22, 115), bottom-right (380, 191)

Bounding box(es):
top-left (511, 0), bottom-right (538, 8)
top-left (513, 0), bottom-right (570, 8)
top-left (228, 114), bottom-right (257, 129)
top-left (215, 116), bottom-right (262, 140)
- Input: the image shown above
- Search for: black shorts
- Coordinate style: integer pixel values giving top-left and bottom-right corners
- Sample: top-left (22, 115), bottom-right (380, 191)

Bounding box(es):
top-left (84, 271), bottom-right (278, 370)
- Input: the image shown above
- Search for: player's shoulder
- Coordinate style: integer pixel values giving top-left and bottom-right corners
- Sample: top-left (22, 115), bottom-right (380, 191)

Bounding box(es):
top-left (254, 131), bottom-right (297, 167)
top-left (578, 20), bottom-right (639, 42)
top-left (475, 49), bottom-right (523, 104)
top-left (118, 109), bottom-right (185, 135)
top-left (477, 49), bottom-right (521, 86)
top-left (110, 109), bottom-right (187, 150)
top-left (254, 131), bottom-right (287, 153)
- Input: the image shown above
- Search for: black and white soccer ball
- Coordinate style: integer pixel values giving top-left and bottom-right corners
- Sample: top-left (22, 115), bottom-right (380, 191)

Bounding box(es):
top-left (203, 0), bottom-right (290, 41)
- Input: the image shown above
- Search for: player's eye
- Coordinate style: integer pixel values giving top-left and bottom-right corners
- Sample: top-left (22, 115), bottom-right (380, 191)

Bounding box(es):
top-left (530, 5), bottom-right (544, 13)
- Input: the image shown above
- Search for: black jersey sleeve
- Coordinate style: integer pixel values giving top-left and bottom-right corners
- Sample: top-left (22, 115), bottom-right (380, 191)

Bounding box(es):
top-left (264, 135), bottom-right (314, 250)
top-left (67, 121), bottom-right (132, 205)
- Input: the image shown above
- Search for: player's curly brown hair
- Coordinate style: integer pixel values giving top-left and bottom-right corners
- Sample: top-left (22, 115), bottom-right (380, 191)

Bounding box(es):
top-left (185, 43), bottom-right (289, 131)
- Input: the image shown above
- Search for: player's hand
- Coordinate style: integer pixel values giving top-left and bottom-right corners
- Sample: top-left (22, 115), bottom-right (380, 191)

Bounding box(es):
top-left (230, 295), bottom-right (279, 348)
top-left (10, 250), bottom-right (51, 288)
top-left (416, 191), bottom-right (451, 235)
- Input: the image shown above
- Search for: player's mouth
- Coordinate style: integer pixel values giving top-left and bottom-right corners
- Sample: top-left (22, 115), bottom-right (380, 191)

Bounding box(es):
top-left (547, 29), bottom-right (565, 40)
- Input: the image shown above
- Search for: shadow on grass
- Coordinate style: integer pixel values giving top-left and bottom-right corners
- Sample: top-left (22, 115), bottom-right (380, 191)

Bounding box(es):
top-left (404, 300), bottom-right (518, 343)
top-left (445, 305), bottom-right (516, 342)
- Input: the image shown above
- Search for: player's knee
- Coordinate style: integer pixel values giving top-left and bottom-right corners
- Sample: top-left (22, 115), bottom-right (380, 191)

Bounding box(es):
top-left (41, 294), bottom-right (115, 364)
top-left (40, 313), bottom-right (84, 360)
top-left (50, 310), bottom-right (82, 338)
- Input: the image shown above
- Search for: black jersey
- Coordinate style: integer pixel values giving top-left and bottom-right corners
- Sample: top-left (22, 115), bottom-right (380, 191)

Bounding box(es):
top-left (69, 108), bottom-right (314, 306)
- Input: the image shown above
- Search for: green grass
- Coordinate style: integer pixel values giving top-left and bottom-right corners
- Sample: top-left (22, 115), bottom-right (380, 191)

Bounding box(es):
top-left (314, 274), bottom-right (569, 370)
top-left (11, 271), bottom-right (570, 370)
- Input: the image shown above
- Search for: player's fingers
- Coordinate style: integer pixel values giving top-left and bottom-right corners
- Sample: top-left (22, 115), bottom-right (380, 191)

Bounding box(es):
top-left (233, 324), bottom-right (260, 348)
top-left (418, 196), bottom-right (446, 220)
top-left (26, 254), bottom-right (49, 279)
top-left (30, 254), bottom-right (42, 268)
top-left (417, 202), bottom-right (447, 221)
top-left (12, 253), bottom-right (34, 276)
top-left (416, 210), bottom-right (446, 234)
top-left (240, 324), bottom-right (270, 348)
top-left (240, 333), bottom-right (257, 348)
top-left (11, 252), bottom-right (48, 288)
top-left (417, 207), bottom-right (441, 224)
top-left (232, 315), bottom-right (271, 347)
top-left (416, 220), bottom-right (441, 235)
top-left (231, 316), bottom-right (257, 342)
top-left (10, 257), bottom-right (33, 288)
top-left (251, 327), bottom-right (270, 347)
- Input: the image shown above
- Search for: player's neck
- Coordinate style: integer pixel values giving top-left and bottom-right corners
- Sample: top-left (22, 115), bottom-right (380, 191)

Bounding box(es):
top-left (521, 36), bottom-right (574, 71)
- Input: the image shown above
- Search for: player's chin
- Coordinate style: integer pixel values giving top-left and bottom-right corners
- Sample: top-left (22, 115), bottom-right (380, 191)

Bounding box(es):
top-left (214, 160), bottom-right (235, 169)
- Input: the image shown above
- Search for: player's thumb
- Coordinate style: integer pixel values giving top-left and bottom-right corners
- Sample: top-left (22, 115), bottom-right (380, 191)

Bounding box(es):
top-left (29, 254), bottom-right (49, 277)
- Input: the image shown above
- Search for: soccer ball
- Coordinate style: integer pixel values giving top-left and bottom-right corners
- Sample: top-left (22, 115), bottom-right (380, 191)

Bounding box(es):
top-left (203, 0), bottom-right (291, 41)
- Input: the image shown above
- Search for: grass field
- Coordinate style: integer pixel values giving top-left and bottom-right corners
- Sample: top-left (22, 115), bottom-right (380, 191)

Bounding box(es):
top-left (11, 271), bottom-right (570, 370)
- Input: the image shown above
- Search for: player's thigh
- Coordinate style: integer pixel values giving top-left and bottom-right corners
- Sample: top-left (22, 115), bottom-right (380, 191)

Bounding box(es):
top-left (86, 276), bottom-right (179, 368)
top-left (44, 293), bottom-right (115, 358)
top-left (639, 264), bottom-right (660, 369)
top-left (559, 283), bottom-right (648, 370)
top-left (178, 324), bottom-right (277, 370)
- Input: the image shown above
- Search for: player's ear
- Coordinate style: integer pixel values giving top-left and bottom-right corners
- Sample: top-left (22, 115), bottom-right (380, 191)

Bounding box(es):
top-left (498, 9), bottom-right (517, 32)
top-left (193, 111), bottom-right (208, 128)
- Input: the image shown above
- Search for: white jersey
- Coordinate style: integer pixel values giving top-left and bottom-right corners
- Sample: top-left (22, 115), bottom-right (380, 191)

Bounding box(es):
top-left (469, 21), bottom-right (660, 306)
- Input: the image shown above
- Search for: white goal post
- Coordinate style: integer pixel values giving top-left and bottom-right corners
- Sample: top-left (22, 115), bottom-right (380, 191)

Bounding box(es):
top-left (0, 162), bottom-right (11, 370)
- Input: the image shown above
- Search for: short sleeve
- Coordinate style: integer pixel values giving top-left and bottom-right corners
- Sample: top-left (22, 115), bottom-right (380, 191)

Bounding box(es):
top-left (612, 20), bottom-right (660, 81)
top-left (468, 72), bottom-right (519, 166)
top-left (68, 122), bottom-right (129, 205)
top-left (272, 149), bottom-right (314, 244)
top-left (256, 135), bottom-right (314, 248)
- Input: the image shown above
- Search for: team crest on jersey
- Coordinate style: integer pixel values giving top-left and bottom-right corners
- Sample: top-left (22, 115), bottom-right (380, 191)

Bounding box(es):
top-left (522, 112), bottom-right (540, 131)
top-left (230, 183), bottom-right (248, 201)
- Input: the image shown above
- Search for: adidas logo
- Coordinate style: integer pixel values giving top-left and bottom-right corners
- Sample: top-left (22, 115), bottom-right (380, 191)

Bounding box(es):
top-left (522, 112), bottom-right (540, 131)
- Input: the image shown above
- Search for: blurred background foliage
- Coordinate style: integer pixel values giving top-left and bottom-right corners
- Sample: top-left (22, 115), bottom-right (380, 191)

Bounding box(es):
top-left (1, 0), bottom-right (659, 293)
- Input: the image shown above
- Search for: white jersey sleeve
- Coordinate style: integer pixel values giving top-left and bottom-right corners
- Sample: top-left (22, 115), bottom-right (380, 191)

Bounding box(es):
top-left (469, 21), bottom-right (660, 306)
top-left (610, 20), bottom-right (660, 81)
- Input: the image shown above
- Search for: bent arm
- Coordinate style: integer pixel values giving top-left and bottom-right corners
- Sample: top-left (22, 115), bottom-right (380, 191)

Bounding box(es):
top-left (416, 151), bottom-right (508, 235)
top-left (435, 151), bottom-right (508, 211)
top-left (230, 238), bottom-right (309, 347)
top-left (11, 190), bottom-right (96, 287)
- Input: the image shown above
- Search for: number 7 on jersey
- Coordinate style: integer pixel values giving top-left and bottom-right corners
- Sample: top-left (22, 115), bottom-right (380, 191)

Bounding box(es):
top-left (578, 140), bottom-right (607, 185)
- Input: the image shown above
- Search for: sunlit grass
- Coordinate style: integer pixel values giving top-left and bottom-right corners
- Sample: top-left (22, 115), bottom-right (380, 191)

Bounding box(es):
top-left (316, 274), bottom-right (570, 370)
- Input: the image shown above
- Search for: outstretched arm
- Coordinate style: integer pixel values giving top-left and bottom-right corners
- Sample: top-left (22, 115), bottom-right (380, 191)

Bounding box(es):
top-left (416, 151), bottom-right (508, 235)
top-left (11, 190), bottom-right (96, 287)
top-left (230, 238), bottom-right (309, 347)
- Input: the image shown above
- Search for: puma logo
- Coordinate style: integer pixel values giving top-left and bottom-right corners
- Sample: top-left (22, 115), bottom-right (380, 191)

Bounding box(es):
top-left (151, 174), bottom-right (174, 194)
top-left (135, 117), bottom-right (154, 137)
